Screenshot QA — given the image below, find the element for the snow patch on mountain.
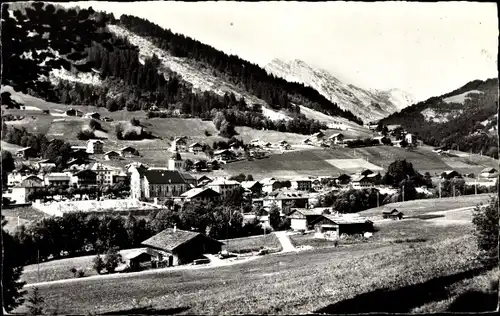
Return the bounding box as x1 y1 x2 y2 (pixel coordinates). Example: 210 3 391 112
265 59 415 122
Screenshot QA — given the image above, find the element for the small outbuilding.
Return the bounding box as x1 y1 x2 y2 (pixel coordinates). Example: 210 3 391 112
311 214 373 240
287 208 327 231
382 209 404 220
141 228 224 266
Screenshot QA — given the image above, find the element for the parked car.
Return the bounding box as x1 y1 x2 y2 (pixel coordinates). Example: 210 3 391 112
218 250 237 259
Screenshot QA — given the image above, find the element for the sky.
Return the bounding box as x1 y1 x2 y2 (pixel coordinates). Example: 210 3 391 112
61 1 498 102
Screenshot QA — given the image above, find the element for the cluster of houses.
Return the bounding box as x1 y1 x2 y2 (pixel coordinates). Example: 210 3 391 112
301 126 420 149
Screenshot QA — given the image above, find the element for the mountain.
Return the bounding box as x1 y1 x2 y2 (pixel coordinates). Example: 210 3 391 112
264 59 415 122
380 78 498 158
1 2 367 142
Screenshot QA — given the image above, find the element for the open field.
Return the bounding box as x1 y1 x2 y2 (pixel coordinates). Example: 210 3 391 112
13 193 496 314
358 193 493 219
220 145 498 178
221 233 282 253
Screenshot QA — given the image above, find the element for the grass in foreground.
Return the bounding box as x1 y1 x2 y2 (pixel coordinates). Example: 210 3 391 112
15 233 484 315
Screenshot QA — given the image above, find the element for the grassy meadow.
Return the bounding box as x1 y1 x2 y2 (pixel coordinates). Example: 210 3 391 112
14 193 497 314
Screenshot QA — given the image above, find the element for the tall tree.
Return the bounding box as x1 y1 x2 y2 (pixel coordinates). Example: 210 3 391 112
2 216 27 312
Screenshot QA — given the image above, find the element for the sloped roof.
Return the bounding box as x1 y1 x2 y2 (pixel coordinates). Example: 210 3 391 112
209 178 240 186
120 146 137 152
16 147 32 152
181 187 220 199
104 150 120 156
268 190 309 200
383 209 403 215
87 139 104 144
141 228 223 252
240 181 261 189
189 142 203 147
214 149 233 155
180 173 196 181
329 133 344 139
144 169 187 185
289 208 326 217
316 214 372 225
481 167 498 173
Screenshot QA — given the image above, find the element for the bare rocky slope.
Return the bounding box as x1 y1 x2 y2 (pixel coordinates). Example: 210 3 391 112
265 59 415 122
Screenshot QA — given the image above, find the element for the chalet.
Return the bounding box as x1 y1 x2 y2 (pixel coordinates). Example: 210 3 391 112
74 169 97 188
197 175 213 187
255 189 310 211
329 133 344 145
240 181 263 197
281 143 292 150
7 175 45 204
368 123 379 131
441 170 461 180
261 177 281 194
180 187 221 203
104 151 121 161
312 214 374 240
170 137 188 152
291 178 312 191
479 168 499 179
83 112 101 120
46 172 71 187
279 140 288 146
287 208 327 231
122 249 152 272
382 209 404 220
206 178 241 199
360 169 374 177
335 174 351 185
366 172 382 184
65 108 83 117
351 175 373 190
168 151 186 171
120 146 139 157
404 133 416 145
86 139 104 154
130 167 189 201
312 131 325 140
213 149 236 163
91 162 124 186
263 142 272 148
16 147 35 159
189 142 204 154
141 228 223 266
303 138 312 145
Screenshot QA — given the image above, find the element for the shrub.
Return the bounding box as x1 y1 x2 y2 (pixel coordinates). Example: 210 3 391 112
77 130 96 140
205 130 211 136
70 267 85 278
472 197 499 266
92 254 104 274
104 247 122 273
130 117 140 126
89 119 102 131
26 287 45 316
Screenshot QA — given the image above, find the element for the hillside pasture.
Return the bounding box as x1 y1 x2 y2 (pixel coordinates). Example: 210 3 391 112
443 90 483 104
221 233 282 254
358 194 493 220
16 232 488 315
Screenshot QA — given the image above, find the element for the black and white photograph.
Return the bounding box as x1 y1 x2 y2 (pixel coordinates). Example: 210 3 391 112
1 0 499 314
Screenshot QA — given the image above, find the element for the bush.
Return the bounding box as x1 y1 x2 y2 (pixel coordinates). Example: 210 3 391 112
472 197 499 266
77 130 96 140
130 117 140 126
93 254 104 274
26 287 45 316
89 119 102 131
104 247 122 273
70 267 85 278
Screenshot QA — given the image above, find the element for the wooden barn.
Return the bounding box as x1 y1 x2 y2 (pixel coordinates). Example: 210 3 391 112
287 208 328 231
141 228 224 266
312 214 373 240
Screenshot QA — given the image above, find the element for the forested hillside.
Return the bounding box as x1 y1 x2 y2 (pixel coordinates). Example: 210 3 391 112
380 78 498 158
1 2 364 139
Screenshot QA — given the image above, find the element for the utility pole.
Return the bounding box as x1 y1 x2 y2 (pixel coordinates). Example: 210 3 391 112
439 181 441 199
452 184 455 198
37 250 40 283
402 185 405 202
377 191 380 208
475 176 478 195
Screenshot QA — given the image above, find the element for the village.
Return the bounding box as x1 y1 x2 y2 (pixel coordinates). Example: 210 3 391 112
2 110 499 273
